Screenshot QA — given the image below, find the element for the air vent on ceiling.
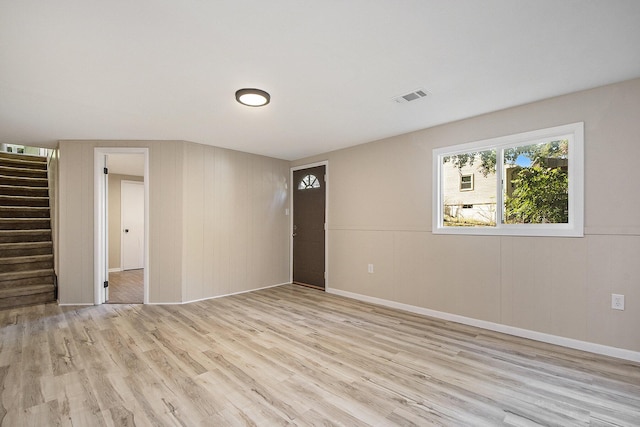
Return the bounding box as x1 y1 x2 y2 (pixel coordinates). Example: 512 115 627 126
393 88 429 104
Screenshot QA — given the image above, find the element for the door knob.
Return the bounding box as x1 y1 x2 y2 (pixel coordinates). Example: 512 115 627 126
292 233 297 237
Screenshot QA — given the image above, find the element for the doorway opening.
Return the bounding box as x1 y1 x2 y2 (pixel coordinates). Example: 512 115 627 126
291 162 328 290
109 177 144 303
94 148 149 305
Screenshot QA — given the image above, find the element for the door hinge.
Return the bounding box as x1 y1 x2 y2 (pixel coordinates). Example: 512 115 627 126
103 280 109 288
104 167 109 174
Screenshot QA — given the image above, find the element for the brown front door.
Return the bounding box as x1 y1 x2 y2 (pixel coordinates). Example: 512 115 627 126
293 165 326 289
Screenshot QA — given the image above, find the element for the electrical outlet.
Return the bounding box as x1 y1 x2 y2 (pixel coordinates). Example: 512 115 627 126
611 294 625 311
367 264 374 274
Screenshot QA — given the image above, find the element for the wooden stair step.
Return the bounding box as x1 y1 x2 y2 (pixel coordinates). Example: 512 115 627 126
0 175 49 187
0 283 55 299
0 157 48 170
0 268 54 283
0 206 50 218
0 241 53 257
0 254 53 274
0 254 53 265
0 218 51 230
0 184 49 197
0 165 48 179
0 152 47 163
0 241 52 250
0 229 52 243
0 272 54 289
0 195 49 207
0 284 56 309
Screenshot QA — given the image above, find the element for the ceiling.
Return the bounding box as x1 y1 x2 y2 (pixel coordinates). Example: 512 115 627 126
1 1 639 161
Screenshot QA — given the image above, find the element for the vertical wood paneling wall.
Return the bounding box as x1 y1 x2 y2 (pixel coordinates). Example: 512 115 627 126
293 78 640 354
57 140 289 305
58 142 95 304
150 140 183 303
181 143 289 302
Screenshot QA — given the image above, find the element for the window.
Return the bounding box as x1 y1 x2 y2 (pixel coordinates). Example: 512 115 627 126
433 122 584 237
298 174 321 189
460 174 474 191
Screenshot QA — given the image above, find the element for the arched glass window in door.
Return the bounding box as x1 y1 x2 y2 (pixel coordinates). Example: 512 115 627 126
298 174 320 190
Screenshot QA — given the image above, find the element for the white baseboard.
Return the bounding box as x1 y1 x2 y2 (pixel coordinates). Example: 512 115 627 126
327 287 640 363
108 268 122 273
57 303 94 307
148 282 289 305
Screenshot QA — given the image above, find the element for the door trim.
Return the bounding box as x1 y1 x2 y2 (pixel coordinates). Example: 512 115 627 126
290 161 329 288
94 147 149 305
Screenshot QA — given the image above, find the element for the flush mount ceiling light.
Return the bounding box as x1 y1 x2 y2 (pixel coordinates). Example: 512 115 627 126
235 88 270 107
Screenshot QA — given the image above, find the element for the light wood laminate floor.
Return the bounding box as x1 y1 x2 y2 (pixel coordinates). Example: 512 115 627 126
0 284 638 426
108 269 143 304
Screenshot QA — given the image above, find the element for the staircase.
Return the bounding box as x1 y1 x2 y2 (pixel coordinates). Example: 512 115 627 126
0 151 56 309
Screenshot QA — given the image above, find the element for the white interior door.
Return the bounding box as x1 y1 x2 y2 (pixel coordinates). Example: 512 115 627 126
121 181 145 270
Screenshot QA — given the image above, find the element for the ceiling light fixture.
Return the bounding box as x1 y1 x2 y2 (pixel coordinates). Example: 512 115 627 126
235 88 270 107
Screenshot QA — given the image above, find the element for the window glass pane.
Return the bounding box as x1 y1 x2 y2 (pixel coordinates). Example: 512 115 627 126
460 174 473 191
433 122 582 237
442 149 496 227
503 140 569 224
298 174 320 190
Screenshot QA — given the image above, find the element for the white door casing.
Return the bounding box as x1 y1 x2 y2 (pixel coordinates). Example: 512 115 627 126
94 147 149 305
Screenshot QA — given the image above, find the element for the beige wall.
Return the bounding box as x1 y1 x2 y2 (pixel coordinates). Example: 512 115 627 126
108 174 144 271
293 78 640 354
58 140 290 304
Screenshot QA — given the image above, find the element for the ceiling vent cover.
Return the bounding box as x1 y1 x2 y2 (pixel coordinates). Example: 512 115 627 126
394 88 429 104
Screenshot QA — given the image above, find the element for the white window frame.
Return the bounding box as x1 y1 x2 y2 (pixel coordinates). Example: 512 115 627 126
433 122 584 237
459 173 474 191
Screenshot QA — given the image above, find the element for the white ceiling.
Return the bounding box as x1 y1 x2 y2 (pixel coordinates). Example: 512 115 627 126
1 1 639 161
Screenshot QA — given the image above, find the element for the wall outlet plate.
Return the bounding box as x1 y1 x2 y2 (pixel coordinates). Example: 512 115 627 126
612 294 625 310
